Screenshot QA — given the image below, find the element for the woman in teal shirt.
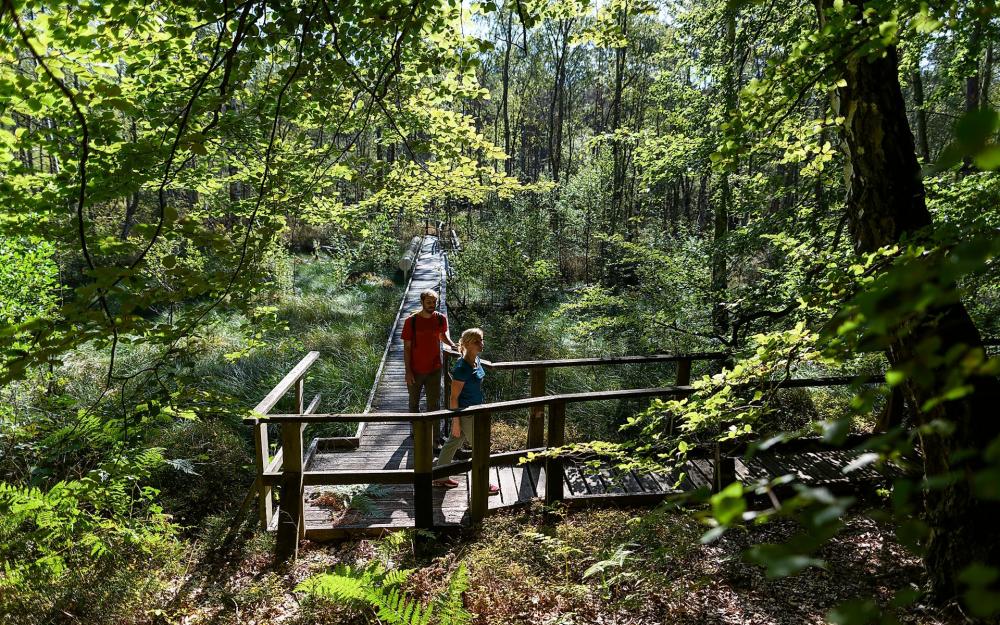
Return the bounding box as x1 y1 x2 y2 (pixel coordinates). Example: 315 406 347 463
432 328 499 495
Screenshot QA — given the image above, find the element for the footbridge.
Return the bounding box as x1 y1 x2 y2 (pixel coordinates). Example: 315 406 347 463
245 230 892 561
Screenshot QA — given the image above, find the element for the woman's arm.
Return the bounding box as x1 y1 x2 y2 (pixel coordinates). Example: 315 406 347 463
450 379 465 410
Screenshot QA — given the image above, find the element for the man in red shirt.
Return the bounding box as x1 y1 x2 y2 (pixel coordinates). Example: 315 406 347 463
402 289 456 414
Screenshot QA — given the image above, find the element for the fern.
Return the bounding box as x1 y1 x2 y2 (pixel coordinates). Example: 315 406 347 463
435 562 472 625
298 560 472 625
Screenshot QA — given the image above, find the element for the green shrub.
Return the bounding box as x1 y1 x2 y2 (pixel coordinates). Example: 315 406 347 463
0 449 178 624
151 420 252 527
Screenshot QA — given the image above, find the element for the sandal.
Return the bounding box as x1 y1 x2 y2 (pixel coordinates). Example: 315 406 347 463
489 483 500 496
433 478 460 488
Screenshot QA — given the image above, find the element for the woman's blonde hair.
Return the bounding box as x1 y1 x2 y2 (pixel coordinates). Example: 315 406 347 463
459 328 484 355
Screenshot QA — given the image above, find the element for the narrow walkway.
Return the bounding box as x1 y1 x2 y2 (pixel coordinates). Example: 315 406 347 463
295 236 889 539
302 236 471 535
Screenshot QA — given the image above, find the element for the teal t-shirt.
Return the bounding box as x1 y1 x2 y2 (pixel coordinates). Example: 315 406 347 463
452 356 485 408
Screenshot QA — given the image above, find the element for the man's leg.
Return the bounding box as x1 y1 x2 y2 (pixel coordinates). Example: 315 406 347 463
407 373 424 413
425 367 441 411
408 372 429 438
422 368 444 449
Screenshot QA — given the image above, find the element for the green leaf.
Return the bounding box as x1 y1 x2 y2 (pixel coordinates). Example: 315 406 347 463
973 145 1000 170
745 544 825 578
827 598 879 625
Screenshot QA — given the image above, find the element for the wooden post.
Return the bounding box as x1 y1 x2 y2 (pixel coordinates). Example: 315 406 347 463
545 401 566 506
712 442 736 493
253 423 273 530
413 419 434 529
275 422 304 562
469 411 492 523
876 386 906 432
527 367 546 448
676 358 692 386
295 377 305 414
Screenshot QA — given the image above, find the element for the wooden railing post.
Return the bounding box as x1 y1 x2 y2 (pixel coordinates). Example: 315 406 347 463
253 423 273 530
712 442 736 493
676 358 692 386
527 367 546 448
295 377 305 414
413 419 434 529
469 411 492 523
276 422 304 562
545 401 566 506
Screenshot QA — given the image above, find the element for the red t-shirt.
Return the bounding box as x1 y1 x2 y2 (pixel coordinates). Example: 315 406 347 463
401 312 448 374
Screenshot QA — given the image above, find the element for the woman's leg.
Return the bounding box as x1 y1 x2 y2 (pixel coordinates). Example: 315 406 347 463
434 417 468 467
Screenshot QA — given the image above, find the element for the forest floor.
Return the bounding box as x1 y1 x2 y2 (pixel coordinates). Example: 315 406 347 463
5 257 964 625
155 503 961 625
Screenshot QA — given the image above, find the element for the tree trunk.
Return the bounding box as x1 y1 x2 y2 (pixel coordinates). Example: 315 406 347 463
912 69 931 162
982 41 994 109
501 8 514 177
713 6 736 339
827 0 1000 599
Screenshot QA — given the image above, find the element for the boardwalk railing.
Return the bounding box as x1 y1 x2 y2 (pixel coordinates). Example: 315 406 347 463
246 355 862 561
250 350 322 532
444 350 730 449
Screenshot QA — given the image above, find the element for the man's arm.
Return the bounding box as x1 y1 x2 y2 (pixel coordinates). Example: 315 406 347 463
403 340 414 385
439 316 457 349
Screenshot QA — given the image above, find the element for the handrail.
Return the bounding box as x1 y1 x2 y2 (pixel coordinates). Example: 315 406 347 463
253 351 320 415
443 350 730 371
246 376 863 424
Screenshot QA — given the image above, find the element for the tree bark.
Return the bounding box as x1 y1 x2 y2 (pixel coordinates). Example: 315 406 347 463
912 69 931 162
501 7 514 177
713 5 736 339
827 0 1000 599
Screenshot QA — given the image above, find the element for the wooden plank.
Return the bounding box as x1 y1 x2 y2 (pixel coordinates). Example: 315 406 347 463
511 465 537 502
363 238 422 417
497 465 519 506
684 460 712 490
488 466 504 509
597 467 628 494
578 464 606 495
253 351 321 415
633 470 662 494
617 469 644 494
797 452 842 482
652 470 681 492
756 453 797 483
432 459 473 478
527 464 546 497
563 463 589 497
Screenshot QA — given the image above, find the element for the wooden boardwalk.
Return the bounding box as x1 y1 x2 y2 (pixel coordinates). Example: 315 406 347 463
286 236 888 540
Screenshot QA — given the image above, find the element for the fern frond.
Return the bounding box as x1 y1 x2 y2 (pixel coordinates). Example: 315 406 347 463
435 562 472 625
382 567 415 587
372 586 433 625
295 564 368 602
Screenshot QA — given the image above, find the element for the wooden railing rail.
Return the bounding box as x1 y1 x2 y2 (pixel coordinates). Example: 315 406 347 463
442 349 731 448
250 368 873 561
250 350 320 540
247 376 862 425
